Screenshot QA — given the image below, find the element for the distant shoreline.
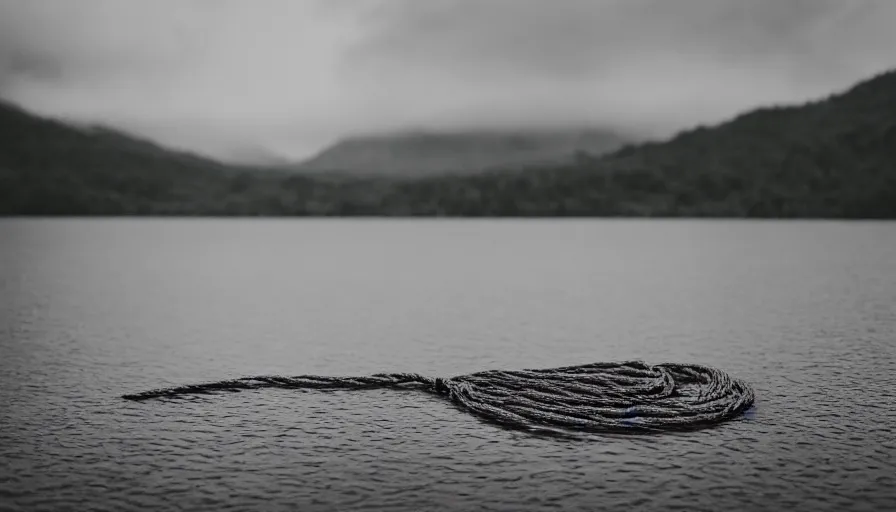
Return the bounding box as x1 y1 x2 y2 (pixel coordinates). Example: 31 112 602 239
3 69 895 220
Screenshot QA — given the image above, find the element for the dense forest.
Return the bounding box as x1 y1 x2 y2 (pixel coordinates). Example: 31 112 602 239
1 69 894 218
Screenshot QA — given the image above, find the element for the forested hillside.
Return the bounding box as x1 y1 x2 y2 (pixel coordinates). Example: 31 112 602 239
2 69 894 218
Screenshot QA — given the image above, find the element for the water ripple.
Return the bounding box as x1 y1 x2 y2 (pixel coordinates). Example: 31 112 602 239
2 219 896 511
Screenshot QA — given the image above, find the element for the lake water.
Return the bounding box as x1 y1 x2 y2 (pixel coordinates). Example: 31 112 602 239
1 219 894 511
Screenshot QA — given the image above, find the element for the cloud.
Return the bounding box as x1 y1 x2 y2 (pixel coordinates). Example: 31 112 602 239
1 0 895 161
0 0 363 158
342 0 896 132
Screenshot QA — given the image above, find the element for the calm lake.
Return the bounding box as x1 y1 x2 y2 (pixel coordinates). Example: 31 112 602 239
1 219 894 511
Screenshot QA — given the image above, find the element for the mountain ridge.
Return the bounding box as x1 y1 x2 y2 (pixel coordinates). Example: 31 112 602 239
296 128 631 176
1 67 894 217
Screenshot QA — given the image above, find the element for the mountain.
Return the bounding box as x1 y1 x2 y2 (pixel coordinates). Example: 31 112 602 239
0 99 272 214
2 68 895 217
376 69 896 218
296 129 630 176
0 100 225 169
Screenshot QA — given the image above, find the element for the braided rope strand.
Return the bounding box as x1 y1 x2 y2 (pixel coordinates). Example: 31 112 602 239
122 361 754 434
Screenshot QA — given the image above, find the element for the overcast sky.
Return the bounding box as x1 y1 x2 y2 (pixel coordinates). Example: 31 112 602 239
1 0 895 162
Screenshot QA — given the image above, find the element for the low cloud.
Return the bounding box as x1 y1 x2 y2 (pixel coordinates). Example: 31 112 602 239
2 0 895 161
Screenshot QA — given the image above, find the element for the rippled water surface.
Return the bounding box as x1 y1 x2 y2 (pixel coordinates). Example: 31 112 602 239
1 219 895 511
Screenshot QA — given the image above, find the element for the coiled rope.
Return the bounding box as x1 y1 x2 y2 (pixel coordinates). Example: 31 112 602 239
122 361 754 434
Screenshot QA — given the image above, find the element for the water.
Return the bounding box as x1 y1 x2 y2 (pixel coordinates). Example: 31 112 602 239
1 219 894 511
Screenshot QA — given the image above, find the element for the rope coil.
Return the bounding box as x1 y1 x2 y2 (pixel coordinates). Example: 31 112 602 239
123 361 755 434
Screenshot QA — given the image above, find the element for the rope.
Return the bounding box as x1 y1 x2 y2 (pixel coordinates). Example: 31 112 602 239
122 361 755 434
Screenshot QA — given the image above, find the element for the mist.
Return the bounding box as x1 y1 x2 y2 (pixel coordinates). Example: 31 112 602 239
2 0 895 162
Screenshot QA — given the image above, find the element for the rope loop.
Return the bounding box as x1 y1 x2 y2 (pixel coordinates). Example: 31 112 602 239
123 361 754 434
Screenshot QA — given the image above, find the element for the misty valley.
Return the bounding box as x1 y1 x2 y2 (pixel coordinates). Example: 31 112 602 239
2 69 895 218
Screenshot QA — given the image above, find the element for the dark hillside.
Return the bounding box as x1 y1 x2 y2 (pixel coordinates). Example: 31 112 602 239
2 69 894 217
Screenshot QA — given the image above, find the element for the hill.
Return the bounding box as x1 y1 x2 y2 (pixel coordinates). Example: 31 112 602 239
376 69 896 217
296 129 630 176
1 68 895 217
0 100 329 215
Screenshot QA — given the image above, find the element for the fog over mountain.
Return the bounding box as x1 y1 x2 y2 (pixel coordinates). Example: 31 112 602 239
4 67 894 217
1 0 895 162
296 128 631 176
